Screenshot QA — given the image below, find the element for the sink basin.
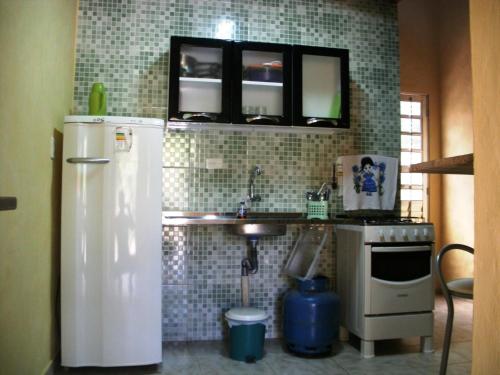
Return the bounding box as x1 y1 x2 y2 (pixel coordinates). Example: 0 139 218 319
162 211 327 227
229 212 297 237
230 223 286 237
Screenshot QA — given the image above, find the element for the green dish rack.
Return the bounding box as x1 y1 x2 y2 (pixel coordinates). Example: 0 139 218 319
307 201 329 220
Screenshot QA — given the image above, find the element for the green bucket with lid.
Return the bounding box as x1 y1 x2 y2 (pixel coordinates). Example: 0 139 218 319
225 307 268 362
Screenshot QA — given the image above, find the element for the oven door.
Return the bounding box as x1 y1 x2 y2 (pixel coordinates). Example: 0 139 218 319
367 245 434 315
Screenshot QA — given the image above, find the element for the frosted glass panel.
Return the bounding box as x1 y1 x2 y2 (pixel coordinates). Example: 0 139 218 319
401 118 412 132
401 135 422 150
411 119 421 133
411 102 421 116
401 189 423 201
401 173 423 186
400 96 427 220
401 118 421 133
400 101 421 116
242 51 283 116
179 45 223 113
411 152 422 164
242 85 283 115
302 55 341 118
401 200 423 214
401 173 411 185
400 101 412 115
401 151 422 166
179 80 222 112
401 152 412 166
401 135 412 150
412 135 421 149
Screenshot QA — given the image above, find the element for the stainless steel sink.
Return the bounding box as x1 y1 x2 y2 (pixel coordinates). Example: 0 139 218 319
162 211 333 227
229 212 296 237
229 222 286 237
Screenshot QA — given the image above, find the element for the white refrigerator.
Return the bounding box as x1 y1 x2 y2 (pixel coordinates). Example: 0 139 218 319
61 116 164 367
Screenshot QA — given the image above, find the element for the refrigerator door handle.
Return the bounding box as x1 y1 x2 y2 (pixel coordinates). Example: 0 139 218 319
66 157 110 164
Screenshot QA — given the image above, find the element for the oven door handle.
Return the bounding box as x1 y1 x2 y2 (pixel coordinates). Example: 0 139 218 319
371 274 432 286
371 245 432 253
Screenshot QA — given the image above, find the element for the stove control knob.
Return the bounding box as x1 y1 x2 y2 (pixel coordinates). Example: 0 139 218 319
402 229 409 241
414 228 420 240
423 228 429 239
389 229 396 241
378 229 385 241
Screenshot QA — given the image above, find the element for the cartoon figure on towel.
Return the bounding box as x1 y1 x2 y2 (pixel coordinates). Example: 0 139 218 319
352 156 386 196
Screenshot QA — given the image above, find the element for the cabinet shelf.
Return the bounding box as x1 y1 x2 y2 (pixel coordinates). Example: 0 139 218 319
166 121 346 134
242 80 283 87
409 153 473 175
179 77 222 84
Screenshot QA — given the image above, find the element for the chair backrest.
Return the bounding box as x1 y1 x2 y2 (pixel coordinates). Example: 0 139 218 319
436 243 474 291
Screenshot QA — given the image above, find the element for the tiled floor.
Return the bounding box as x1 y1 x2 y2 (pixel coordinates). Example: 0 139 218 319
54 296 473 375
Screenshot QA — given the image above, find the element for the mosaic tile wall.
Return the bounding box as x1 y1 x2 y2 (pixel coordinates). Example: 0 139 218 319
162 225 334 340
73 0 401 341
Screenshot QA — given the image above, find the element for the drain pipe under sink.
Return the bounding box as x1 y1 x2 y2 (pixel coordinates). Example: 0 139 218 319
241 237 259 307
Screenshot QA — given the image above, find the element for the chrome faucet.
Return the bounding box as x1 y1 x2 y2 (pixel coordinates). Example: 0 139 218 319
248 165 263 202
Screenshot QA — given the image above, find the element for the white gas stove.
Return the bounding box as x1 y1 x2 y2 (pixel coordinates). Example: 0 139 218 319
335 216 435 358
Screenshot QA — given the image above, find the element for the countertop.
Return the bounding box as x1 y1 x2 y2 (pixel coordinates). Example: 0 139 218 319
162 211 339 226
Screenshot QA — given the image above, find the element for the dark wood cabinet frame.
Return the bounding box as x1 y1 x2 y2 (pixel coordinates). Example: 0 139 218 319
231 41 292 126
168 36 350 129
168 36 232 123
292 45 350 128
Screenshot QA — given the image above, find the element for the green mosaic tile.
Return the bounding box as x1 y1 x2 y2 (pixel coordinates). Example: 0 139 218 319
74 0 401 341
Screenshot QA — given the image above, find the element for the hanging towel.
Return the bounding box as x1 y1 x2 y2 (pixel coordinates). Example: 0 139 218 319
338 154 399 211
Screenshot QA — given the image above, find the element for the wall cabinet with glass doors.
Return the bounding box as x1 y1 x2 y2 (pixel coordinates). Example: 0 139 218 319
168 36 349 129
232 41 292 125
168 36 232 123
293 45 349 128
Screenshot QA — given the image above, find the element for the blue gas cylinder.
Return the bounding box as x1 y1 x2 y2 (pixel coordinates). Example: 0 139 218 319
283 276 340 355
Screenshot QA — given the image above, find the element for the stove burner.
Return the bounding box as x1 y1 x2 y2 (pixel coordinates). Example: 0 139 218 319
364 217 414 225
336 214 420 225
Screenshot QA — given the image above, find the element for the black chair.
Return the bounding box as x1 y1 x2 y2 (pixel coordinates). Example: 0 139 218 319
436 244 474 375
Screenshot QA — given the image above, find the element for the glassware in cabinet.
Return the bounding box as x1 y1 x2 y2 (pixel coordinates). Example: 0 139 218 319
232 41 292 125
168 36 232 123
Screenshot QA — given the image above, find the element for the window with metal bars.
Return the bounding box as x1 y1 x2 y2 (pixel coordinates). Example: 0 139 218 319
400 94 428 221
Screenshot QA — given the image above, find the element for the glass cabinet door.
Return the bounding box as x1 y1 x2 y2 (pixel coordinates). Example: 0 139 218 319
168 37 231 123
293 46 349 128
232 42 292 125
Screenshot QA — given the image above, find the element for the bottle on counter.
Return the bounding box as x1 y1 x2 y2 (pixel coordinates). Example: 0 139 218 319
237 200 248 219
